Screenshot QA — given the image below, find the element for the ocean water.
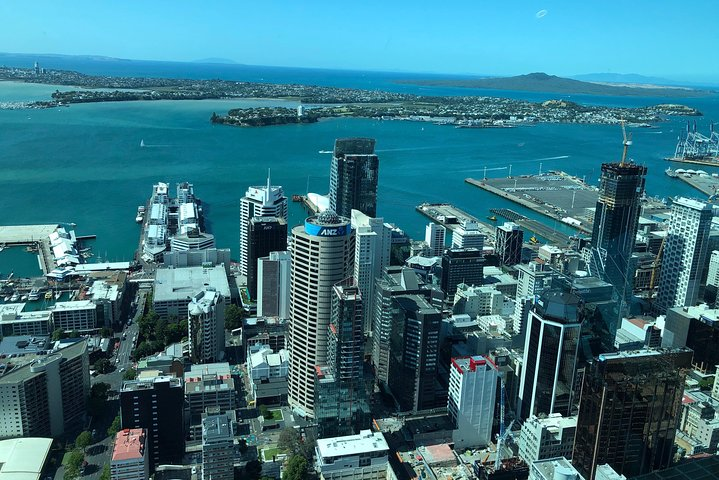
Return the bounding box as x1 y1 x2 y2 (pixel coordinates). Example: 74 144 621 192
1 56 718 276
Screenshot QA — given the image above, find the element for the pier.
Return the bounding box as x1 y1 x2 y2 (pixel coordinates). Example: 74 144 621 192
670 172 719 198
465 173 595 234
490 208 573 246
0 225 59 274
415 203 496 242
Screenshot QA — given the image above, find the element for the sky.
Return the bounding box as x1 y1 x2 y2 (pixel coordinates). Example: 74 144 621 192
1 1 717 81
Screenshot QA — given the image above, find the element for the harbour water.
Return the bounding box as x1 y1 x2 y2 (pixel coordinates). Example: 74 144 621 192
1 57 718 276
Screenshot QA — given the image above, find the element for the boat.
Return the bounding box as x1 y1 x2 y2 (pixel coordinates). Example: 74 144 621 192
136 205 145 223
140 139 146 148
27 288 40 301
44 291 53 300
55 291 62 300
10 292 19 302
530 236 539 244
487 215 497 221
318 150 333 154
665 167 678 178
21 295 28 301
3 296 10 302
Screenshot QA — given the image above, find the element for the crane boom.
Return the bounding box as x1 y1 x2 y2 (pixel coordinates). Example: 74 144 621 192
620 120 633 165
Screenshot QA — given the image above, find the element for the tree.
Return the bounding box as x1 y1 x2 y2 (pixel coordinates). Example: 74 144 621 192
225 304 244 331
259 404 272 420
245 460 263 480
238 438 248 454
75 431 93 451
94 358 111 374
52 328 66 341
100 327 113 338
99 464 110 480
107 415 121 437
123 368 137 380
91 382 111 399
282 455 308 480
278 427 301 454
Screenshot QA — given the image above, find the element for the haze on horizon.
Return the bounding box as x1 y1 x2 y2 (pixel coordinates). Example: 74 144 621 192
2 1 717 83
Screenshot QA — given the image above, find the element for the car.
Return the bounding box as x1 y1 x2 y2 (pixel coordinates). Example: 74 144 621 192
115 358 120 364
119 367 125 373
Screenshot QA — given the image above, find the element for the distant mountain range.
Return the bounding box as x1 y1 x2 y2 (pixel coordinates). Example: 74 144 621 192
398 72 716 98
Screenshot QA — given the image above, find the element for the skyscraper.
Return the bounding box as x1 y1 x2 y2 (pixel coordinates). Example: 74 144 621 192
329 138 379 217
572 348 692 479
202 414 234 480
287 211 355 417
247 216 288 299
351 209 391 334
518 290 582 421
314 282 370 438
656 197 714 313
448 355 498 448
440 247 484 299
451 221 485 250
496 222 524 266
239 173 288 276
257 251 291 318
188 289 225 364
588 162 646 332
425 222 446 257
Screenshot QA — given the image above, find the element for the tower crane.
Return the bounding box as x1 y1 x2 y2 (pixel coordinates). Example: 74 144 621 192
494 378 516 471
620 120 633 166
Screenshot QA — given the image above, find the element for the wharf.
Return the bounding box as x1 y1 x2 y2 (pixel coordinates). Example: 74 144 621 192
294 195 320 215
465 173 595 234
666 156 719 168
0 224 59 274
415 203 496 242
490 208 573 246
672 173 719 198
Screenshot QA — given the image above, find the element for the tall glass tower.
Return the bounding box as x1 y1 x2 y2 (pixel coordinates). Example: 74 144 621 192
329 138 379 218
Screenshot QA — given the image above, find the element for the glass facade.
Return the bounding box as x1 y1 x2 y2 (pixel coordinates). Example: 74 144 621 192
329 138 379 218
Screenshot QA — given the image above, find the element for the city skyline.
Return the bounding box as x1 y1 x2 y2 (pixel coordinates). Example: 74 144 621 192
2 2 718 83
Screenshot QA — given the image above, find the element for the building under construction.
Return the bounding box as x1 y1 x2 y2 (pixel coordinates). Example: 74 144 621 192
666 121 719 166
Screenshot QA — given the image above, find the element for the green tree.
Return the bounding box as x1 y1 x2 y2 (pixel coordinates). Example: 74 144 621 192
107 415 121 437
225 304 244 331
259 404 272 420
99 464 111 480
282 455 308 480
100 327 113 338
278 427 300 454
65 449 84 471
123 368 138 380
52 328 66 341
94 358 111 374
91 382 111 399
75 431 93 451
69 329 80 338
64 464 79 480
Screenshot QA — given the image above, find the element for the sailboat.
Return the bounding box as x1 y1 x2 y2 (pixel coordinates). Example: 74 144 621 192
140 139 146 148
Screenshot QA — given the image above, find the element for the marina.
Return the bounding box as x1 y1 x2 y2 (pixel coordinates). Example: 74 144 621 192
465 172 597 234
0 224 60 274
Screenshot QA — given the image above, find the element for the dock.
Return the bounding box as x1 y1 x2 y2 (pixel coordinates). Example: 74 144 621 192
490 208 573 246
671 173 719 198
415 203 496 242
0 225 59 274
465 173 595 234
294 195 320 215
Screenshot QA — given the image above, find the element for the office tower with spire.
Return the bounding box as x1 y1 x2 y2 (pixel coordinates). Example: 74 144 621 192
329 138 379 217
496 222 523 266
518 290 582 421
656 197 714 313
351 209 391 335
246 216 287 299
287 211 355 417
239 172 288 276
587 160 646 343
425 222 446 257
314 282 370 438
572 348 692 479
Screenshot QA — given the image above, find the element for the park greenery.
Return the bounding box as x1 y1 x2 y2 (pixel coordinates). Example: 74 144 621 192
278 428 315 461
107 415 121 437
87 382 110 417
123 368 138 380
132 311 187 360
282 455 309 480
63 448 85 480
225 304 244 331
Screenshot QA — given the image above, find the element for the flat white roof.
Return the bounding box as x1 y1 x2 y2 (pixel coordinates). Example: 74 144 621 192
154 265 231 303
52 300 96 311
74 262 131 273
317 430 388 459
0 437 53 480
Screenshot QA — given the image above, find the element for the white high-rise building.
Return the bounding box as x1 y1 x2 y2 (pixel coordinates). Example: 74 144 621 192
448 355 498 448
451 221 485 250
187 289 225 364
518 414 577 464
656 197 714 313
239 172 288 276
351 209 391 334
288 211 355 417
706 250 719 290
516 261 556 298
257 251 291 318
425 222 446 257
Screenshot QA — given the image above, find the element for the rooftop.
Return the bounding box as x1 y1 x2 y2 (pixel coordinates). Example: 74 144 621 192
0 437 53 480
112 429 146 462
52 300 96 311
316 430 388 459
154 265 231 303
203 414 233 441
531 456 585 480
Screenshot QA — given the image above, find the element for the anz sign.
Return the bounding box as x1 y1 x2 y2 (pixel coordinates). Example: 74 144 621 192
305 221 351 237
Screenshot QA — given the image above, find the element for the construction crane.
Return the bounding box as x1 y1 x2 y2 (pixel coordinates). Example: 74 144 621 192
648 236 666 292
494 378 516 471
620 119 633 166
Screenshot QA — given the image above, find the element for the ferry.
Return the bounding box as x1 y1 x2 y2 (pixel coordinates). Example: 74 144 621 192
136 205 145 223
530 236 539 244
665 167 678 178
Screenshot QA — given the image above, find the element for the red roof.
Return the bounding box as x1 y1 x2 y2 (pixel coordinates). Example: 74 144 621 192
112 428 146 462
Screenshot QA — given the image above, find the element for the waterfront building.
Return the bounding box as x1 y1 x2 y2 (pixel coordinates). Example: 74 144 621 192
111 428 149 480
315 283 370 438
329 138 379 218
351 210 391 334
88 280 122 327
239 173 288 276
440 248 484 299
518 291 582 421
162 248 232 275
169 230 216 252
424 222 446 257
519 414 577 465
0 339 89 439
315 430 390 480
451 221 485 250
587 162 646 330
51 300 98 333
120 374 185 472
247 345 288 405
287 211 355 417
257 251 291 318
516 261 556 299
656 197 714 313
496 222 523 266
572 348 693 479
452 284 503 317
187 289 225 363
447 355 498 448
388 294 443 412
0 303 52 336
372 266 443 385
247 216 288 299
153 265 230 320
530 457 586 480
202 414 234 480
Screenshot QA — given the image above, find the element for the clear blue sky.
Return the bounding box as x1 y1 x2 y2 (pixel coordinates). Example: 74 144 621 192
1 1 717 81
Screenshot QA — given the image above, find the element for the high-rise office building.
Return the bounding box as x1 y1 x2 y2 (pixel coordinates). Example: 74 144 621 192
572 348 692 479
202 413 234 480
257 251 291 318
656 197 714 313
388 294 443 412
425 222 446 257
518 414 577 465
187 289 225 364
288 211 355 417
448 355 498 448
239 173 288 276
329 138 379 217
518 291 582 421
516 261 556 298
120 375 185 472
315 283 370 438
587 162 646 333
451 221 485 250
351 210 391 334
441 248 484 299
496 222 523 266
247 216 288 299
